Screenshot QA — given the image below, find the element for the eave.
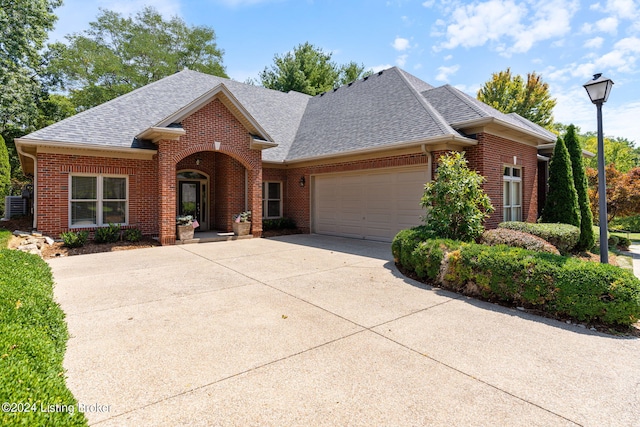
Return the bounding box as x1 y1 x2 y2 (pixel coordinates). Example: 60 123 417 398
452 117 555 147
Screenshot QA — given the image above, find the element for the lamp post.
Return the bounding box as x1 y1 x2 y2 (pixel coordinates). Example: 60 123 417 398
583 73 614 264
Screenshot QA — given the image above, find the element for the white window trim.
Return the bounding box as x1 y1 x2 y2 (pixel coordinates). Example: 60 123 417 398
262 181 283 219
69 174 129 228
503 165 522 222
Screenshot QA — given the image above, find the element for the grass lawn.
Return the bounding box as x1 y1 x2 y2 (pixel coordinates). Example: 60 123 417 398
0 228 87 426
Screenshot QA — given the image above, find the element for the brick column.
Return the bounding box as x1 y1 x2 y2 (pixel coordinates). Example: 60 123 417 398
248 168 262 237
158 140 177 245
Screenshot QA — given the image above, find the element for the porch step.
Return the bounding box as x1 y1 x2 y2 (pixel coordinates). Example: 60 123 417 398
175 232 253 244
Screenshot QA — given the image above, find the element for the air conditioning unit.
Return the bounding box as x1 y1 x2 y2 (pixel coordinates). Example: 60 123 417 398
3 196 27 220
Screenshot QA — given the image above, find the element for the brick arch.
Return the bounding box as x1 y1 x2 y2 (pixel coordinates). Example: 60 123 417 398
172 143 257 172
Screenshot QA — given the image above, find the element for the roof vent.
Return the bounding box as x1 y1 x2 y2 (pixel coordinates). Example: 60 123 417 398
364 76 369 81
333 87 338 92
348 82 353 87
378 70 384 76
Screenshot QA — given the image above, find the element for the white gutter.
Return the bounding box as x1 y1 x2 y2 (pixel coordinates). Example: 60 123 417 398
262 134 476 166
16 145 37 230
452 117 556 144
15 138 158 155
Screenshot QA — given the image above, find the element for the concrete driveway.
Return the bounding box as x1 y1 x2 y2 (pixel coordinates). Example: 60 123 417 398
50 234 640 426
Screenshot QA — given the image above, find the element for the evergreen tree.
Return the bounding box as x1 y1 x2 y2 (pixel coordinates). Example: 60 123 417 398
0 135 11 208
564 124 595 251
541 136 581 228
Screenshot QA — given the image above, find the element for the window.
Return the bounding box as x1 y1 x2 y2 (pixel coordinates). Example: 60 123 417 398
262 181 282 218
70 175 127 227
503 166 522 222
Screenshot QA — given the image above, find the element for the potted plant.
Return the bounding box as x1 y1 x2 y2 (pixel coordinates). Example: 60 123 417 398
232 211 252 236
176 215 195 241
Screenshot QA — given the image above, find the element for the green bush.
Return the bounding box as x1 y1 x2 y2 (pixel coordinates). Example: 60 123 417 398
60 231 89 248
392 230 640 326
540 136 581 228
94 223 121 243
610 215 640 233
391 226 436 270
499 222 579 254
481 228 559 255
421 152 494 242
262 217 296 231
0 249 88 426
617 236 631 251
123 227 142 242
608 235 620 249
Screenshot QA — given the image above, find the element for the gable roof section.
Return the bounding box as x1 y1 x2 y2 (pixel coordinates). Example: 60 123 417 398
286 67 470 161
421 85 556 143
20 70 310 158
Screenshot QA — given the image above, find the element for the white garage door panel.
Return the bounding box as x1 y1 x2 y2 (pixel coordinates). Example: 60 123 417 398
313 167 428 242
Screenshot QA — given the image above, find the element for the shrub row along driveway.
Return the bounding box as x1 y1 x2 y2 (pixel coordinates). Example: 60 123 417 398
50 235 640 426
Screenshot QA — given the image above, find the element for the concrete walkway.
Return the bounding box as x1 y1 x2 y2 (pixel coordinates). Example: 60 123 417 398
628 244 640 279
49 235 640 426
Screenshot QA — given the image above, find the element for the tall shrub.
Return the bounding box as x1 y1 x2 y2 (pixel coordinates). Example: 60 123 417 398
541 136 580 228
564 124 595 251
421 152 494 242
0 135 11 216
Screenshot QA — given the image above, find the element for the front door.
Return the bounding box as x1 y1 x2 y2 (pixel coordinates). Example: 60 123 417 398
179 181 203 230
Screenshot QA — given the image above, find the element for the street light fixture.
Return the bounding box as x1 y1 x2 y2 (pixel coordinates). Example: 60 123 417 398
583 73 614 264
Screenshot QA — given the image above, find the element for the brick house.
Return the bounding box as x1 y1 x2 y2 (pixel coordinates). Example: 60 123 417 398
15 67 556 245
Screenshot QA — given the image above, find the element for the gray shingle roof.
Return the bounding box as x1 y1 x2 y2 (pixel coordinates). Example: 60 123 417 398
21 67 554 163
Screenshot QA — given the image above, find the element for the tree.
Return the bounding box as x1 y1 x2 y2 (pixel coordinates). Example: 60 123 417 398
477 68 556 129
587 165 640 224
420 152 494 242
564 124 595 251
541 136 581 228
0 0 62 134
582 134 639 173
48 7 227 110
260 42 372 95
0 135 10 207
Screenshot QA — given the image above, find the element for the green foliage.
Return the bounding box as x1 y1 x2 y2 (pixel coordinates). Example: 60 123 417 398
0 135 10 207
260 42 372 95
565 124 595 251
123 228 142 242
481 228 559 255
392 232 640 326
610 215 640 233
60 230 88 248
48 7 227 111
0 249 88 426
541 136 581 228
262 217 296 231
94 223 121 243
582 134 639 173
421 152 494 242
0 229 11 248
607 235 620 249
0 0 62 134
616 236 631 250
499 222 579 254
477 68 556 129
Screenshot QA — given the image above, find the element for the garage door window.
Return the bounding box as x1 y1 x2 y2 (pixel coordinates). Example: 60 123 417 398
503 166 522 221
262 181 282 218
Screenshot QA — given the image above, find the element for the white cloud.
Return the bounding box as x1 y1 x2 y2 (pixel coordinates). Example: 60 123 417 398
584 36 604 49
595 16 618 33
371 64 394 73
396 54 409 67
435 64 460 82
392 37 411 51
422 0 435 7
444 54 453 61
607 0 639 18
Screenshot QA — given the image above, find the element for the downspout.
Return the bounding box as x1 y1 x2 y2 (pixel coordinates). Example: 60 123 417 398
17 146 37 230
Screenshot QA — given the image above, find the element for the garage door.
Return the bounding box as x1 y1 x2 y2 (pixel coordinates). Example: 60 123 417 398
313 167 429 242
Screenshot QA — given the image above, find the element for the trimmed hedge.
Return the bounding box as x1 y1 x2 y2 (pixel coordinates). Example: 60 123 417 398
0 249 88 426
499 222 580 254
262 217 296 231
393 228 640 326
481 228 560 255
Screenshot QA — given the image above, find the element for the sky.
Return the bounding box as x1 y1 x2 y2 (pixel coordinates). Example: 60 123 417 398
48 0 640 145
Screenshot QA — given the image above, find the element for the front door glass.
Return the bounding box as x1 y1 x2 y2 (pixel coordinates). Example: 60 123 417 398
179 181 200 229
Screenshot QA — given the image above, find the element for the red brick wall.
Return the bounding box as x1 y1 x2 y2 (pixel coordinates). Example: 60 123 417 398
465 133 538 228
35 153 158 238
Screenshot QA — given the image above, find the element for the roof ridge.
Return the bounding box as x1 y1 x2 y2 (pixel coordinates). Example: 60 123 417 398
394 68 456 136
439 84 489 117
